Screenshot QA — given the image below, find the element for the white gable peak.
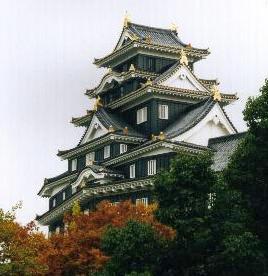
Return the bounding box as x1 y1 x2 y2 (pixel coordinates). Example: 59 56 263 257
171 103 236 146
158 65 209 92
81 115 108 144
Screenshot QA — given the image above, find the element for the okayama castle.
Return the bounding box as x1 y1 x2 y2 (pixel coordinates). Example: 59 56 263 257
37 18 245 233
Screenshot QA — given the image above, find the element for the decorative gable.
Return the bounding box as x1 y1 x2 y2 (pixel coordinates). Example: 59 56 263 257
171 103 236 146
157 64 209 92
81 115 108 144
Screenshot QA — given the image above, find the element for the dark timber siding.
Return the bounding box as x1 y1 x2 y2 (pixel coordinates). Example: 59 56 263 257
122 99 190 136
114 152 176 179
114 54 176 74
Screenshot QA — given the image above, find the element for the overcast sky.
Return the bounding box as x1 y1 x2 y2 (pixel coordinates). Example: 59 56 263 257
1 0 268 225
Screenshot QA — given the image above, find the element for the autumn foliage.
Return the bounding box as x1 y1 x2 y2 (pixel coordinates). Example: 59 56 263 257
41 200 175 275
0 204 49 275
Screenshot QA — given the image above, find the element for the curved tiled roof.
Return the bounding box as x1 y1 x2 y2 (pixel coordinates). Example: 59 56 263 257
164 98 215 138
209 132 246 171
128 23 186 48
95 108 144 137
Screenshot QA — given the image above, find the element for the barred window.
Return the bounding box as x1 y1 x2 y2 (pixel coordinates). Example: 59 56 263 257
137 107 147 124
136 197 148 206
86 152 95 165
71 159 77 171
104 145 111 159
62 191 66 201
158 104 168 119
147 160 156 175
120 144 128 154
130 164 136 179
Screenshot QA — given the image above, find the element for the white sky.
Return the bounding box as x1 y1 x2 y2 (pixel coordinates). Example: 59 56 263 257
0 0 268 225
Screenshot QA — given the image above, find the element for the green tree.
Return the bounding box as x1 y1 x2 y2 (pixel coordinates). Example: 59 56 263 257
154 152 266 275
225 78 268 246
207 180 266 276
154 152 215 276
100 220 171 276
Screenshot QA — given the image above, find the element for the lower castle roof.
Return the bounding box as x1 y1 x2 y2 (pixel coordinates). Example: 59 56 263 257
208 132 246 171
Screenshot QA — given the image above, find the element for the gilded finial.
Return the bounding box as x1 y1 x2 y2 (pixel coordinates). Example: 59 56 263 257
159 131 166 140
123 11 131 28
123 126 129 135
108 125 115 132
145 35 152 44
93 96 103 111
179 49 188 66
129 64 135 72
126 31 139 41
170 23 178 32
145 78 153 86
211 84 222 102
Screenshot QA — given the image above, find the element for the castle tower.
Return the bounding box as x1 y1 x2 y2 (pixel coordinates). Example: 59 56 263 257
37 20 242 234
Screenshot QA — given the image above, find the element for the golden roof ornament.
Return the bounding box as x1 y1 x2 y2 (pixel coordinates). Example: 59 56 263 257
93 96 103 111
179 49 188 66
145 35 152 44
129 64 135 72
145 78 153 86
123 11 131 28
108 125 115 132
211 84 222 102
151 134 156 141
159 131 166 140
170 23 178 32
126 31 139 41
123 126 129 135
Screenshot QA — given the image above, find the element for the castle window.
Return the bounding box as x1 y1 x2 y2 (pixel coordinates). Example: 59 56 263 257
86 152 95 165
120 144 128 154
62 191 66 201
52 198 56 207
55 226 60 234
84 209 89 215
71 159 77 171
130 164 136 178
104 145 111 159
158 104 168 119
72 186 77 194
136 197 148 206
147 160 156 175
137 107 147 124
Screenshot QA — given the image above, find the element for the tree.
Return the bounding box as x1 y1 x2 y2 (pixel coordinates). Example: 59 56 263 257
225 79 268 246
154 152 266 275
42 200 175 275
154 152 215 276
207 179 266 276
100 220 172 276
0 203 49 275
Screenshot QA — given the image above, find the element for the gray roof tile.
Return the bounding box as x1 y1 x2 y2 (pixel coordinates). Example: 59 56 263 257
209 132 246 171
164 98 215 138
128 23 186 47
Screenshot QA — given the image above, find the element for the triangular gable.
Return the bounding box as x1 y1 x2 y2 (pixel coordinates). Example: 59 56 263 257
156 64 209 92
171 103 236 146
114 28 138 51
80 114 108 144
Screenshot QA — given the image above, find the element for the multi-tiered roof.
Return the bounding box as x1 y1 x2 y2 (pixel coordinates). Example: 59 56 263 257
37 19 243 232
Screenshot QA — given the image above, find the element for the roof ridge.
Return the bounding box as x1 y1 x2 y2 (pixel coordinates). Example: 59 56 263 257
165 98 215 138
208 132 247 144
129 22 176 33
